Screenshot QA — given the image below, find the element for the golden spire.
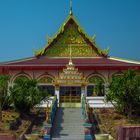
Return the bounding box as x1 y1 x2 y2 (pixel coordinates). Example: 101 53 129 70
69 45 73 65
70 45 72 60
70 0 73 15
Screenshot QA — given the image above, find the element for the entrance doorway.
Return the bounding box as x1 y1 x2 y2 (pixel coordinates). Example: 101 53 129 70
60 86 81 103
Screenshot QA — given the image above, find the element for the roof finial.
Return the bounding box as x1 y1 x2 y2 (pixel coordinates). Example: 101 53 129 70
70 0 73 15
47 34 51 43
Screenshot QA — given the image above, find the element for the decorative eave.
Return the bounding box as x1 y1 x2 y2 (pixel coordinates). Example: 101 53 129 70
34 14 109 57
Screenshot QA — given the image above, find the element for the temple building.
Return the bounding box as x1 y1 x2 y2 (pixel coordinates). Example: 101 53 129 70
0 7 140 107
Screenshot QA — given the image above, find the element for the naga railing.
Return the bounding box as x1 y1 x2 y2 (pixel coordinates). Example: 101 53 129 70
82 96 95 140
43 96 57 140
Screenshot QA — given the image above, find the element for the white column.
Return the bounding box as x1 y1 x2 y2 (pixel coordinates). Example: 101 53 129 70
81 85 86 99
84 86 87 97
55 86 60 106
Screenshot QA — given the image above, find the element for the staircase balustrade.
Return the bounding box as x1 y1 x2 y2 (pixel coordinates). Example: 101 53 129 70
82 97 95 140
43 96 57 140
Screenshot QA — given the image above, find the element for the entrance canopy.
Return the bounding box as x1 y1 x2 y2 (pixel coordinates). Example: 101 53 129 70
54 59 87 86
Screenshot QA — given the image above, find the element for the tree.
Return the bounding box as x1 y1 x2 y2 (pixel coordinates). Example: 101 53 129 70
106 69 140 118
9 77 47 113
0 74 10 121
94 80 105 96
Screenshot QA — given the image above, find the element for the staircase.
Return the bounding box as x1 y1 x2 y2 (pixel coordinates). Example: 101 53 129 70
52 108 85 140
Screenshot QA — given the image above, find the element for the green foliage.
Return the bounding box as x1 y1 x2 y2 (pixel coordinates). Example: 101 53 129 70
94 80 105 96
0 74 10 121
9 77 48 113
0 75 10 104
106 69 140 117
88 76 105 96
14 75 29 82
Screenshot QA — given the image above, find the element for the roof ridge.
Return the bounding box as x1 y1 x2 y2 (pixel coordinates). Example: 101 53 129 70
0 56 35 65
110 56 140 64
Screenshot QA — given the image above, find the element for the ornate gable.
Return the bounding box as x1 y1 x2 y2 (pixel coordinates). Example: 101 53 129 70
34 14 109 57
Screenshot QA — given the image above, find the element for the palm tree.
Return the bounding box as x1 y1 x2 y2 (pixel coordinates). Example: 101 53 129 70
0 75 10 121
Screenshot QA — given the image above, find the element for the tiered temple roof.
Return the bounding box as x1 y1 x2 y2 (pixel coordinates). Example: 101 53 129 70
0 10 140 72
34 14 109 57
1 57 140 71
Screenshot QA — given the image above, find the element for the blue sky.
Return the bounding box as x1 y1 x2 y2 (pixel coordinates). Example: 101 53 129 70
0 0 140 62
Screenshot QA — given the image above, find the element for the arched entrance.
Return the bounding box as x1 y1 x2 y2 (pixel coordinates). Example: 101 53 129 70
54 59 88 107
60 86 81 103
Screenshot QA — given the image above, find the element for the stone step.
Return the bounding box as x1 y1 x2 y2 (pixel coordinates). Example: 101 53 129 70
53 120 84 123
54 121 84 124
53 133 84 136
52 108 84 139
53 125 84 128
55 118 83 120
52 139 85 140
55 128 84 133
52 137 85 140
56 115 83 117
53 131 84 137
52 135 85 138
54 127 84 132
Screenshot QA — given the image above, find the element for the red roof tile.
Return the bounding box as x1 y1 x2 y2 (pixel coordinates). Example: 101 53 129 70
1 57 140 67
